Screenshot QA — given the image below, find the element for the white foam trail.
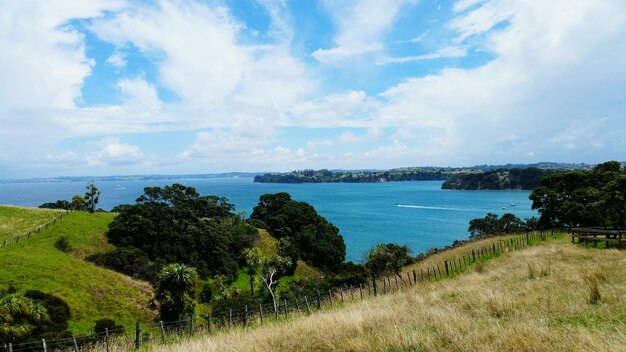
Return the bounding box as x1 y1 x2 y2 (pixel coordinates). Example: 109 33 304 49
394 204 483 212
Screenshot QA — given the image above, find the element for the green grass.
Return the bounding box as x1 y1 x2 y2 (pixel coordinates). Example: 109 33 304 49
0 205 64 242
0 211 156 333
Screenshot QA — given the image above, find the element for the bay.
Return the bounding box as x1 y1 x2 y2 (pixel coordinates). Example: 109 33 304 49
0 178 536 262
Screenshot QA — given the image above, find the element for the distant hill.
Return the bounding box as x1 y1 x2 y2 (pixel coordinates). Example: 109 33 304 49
470 162 593 171
253 167 476 183
442 168 554 190
0 172 260 184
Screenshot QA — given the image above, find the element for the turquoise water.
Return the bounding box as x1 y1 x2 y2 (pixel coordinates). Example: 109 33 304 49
0 178 536 261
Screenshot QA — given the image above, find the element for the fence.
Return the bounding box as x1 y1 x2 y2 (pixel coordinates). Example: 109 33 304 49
0 211 69 248
1 230 559 352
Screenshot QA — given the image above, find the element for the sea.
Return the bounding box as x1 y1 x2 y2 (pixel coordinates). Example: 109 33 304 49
0 177 536 262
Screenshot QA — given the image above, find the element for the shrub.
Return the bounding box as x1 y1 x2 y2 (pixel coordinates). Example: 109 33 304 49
24 290 71 334
87 247 163 283
54 236 71 252
94 319 124 335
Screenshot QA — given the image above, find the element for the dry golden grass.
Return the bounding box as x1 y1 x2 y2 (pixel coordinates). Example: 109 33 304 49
91 235 626 351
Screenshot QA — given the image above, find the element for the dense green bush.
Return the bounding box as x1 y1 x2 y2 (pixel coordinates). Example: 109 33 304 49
106 184 257 279
87 247 164 283
94 318 124 334
250 193 346 272
530 161 626 229
54 236 72 252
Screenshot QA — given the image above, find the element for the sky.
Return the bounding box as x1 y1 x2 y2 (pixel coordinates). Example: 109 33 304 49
1 0 625 178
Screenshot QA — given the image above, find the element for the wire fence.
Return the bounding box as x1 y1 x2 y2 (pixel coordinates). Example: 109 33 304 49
0 211 70 248
1 230 561 352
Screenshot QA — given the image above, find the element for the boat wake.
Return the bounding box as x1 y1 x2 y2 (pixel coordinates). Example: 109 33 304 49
394 204 483 212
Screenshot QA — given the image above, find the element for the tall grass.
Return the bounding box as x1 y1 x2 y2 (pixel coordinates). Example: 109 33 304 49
89 236 626 352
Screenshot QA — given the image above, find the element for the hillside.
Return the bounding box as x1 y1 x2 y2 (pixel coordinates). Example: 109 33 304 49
0 205 64 243
94 234 626 351
442 168 553 190
0 209 156 333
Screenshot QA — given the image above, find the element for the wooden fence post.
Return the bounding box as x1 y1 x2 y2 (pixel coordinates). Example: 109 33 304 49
317 291 322 310
372 279 377 296
72 336 78 352
359 283 364 300
244 306 248 327
134 322 141 349
407 271 412 286
42 339 47 352
350 285 354 301
383 277 387 294
259 304 264 324
413 269 417 284
283 299 289 320
105 328 110 352
444 260 449 276
304 296 311 315
328 290 333 307
472 250 476 262
208 313 212 332
295 298 301 313
230 308 233 327
159 321 166 343
437 266 442 278
340 288 344 303
8 343 11 352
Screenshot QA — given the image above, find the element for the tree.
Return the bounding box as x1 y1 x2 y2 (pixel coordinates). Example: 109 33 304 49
468 213 500 238
155 264 197 322
39 200 71 210
250 193 346 272
366 243 412 284
243 248 262 297
529 161 625 229
84 182 101 213
261 255 291 312
468 213 526 238
0 288 49 344
70 195 86 211
106 184 256 279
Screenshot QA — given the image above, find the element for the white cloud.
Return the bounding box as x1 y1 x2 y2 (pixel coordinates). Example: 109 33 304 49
372 0 626 163
106 50 126 67
290 90 379 127
306 139 334 148
0 0 124 111
339 127 382 144
42 137 146 171
313 0 419 63
90 0 314 109
117 78 161 108
376 46 467 65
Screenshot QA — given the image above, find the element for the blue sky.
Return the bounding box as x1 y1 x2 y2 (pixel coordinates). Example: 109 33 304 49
1 0 625 178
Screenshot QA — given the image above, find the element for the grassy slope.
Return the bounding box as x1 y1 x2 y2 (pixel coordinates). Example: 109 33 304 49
0 205 63 242
108 235 626 352
0 210 156 333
